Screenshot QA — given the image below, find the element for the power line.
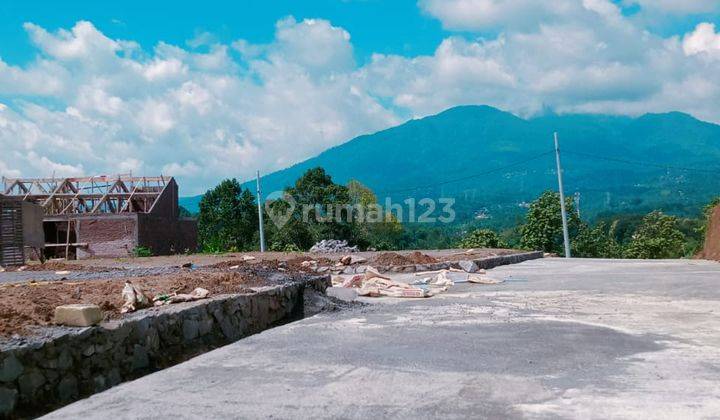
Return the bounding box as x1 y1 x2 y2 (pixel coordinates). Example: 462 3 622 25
377 150 555 195
563 150 718 174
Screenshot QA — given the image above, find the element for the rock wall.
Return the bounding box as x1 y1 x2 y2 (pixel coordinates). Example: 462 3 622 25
0 276 329 418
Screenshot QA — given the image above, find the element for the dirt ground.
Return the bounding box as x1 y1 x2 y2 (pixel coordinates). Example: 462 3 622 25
0 248 520 337
10 248 518 270
0 264 311 337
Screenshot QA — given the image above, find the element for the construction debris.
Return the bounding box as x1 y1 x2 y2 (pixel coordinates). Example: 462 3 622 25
340 255 367 265
467 274 504 284
153 287 211 305
301 260 318 269
458 260 480 273
333 265 432 298
54 304 103 327
358 278 431 298
310 239 359 253
120 281 152 313
431 270 454 287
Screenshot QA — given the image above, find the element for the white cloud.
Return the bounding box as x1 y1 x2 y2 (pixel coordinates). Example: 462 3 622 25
418 0 622 31
23 21 122 61
162 161 201 176
0 19 397 194
683 23 720 58
2 12 720 194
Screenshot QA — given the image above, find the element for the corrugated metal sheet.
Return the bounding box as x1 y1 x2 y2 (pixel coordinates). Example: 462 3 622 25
0 196 25 266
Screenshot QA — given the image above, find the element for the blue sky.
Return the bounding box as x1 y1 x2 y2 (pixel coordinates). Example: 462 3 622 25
0 0 447 65
0 0 719 194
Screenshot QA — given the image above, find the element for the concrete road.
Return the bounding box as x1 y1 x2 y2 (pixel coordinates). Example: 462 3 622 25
44 258 720 419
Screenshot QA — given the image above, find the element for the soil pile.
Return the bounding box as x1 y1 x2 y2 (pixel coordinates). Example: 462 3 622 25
373 252 438 266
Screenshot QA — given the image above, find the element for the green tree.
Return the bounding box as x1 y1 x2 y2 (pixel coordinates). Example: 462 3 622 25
347 179 404 250
572 222 623 258
520 191 582 255
266 168 362 250
458 229 507 249
624 211 685 259
198 179 258 252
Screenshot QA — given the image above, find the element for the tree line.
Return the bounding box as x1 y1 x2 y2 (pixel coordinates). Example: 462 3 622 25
195 167 717 258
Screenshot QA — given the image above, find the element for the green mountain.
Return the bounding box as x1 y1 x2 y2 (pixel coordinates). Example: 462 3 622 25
181 106 720 226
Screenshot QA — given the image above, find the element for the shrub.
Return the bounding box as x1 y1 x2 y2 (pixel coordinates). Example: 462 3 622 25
458 229 507 249
132 246 153 258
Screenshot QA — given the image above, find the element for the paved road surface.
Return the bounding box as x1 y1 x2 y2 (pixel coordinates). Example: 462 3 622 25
43 258 720 419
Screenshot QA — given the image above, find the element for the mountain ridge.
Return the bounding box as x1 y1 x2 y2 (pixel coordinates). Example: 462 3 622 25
180 105 720 225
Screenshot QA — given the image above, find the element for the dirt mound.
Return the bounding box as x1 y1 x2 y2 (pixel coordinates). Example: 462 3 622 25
0 269 278 337
699 204 720 261
373 251 438 266
285 256 334 270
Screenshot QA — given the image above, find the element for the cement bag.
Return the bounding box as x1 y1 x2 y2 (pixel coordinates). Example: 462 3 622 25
467 274 504 284
121 281 152 313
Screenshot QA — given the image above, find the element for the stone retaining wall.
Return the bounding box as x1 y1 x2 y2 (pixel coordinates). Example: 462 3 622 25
0 276 330 418
336 251 544 274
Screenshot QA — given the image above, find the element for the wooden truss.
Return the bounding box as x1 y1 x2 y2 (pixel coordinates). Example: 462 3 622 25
2 175 170 215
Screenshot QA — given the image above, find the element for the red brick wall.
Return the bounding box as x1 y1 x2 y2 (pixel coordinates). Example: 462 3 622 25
76 215 137 259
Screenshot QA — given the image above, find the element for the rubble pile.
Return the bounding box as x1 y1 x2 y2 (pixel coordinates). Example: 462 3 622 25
310 239 359 253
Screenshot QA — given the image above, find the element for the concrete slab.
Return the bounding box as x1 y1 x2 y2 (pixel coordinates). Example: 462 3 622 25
43 258 720 419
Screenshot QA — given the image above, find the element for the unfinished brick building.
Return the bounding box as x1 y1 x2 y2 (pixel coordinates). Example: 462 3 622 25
2 176 197 259
0 195 44 266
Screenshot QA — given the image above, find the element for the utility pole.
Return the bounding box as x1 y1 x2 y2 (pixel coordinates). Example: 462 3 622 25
256 170 266 253
554 132 571 258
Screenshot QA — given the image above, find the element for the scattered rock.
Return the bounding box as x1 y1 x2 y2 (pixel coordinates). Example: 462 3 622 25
310 239 359 253
54 304 103 327
458 260 479 273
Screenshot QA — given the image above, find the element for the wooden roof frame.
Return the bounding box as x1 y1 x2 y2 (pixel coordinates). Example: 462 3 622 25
1 175 172 216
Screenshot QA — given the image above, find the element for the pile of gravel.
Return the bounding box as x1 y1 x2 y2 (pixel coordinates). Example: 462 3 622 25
310 239 359 253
